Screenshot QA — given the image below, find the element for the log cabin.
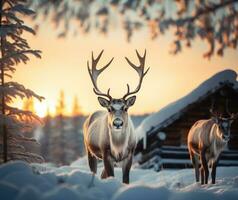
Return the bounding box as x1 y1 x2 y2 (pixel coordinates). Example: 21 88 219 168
135 70 238 171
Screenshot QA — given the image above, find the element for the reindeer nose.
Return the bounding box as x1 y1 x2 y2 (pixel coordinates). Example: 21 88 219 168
113 118 123 128
222 135 230 141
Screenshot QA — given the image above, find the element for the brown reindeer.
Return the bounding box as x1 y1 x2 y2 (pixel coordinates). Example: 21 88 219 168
84 50 149 184
187 109 237 184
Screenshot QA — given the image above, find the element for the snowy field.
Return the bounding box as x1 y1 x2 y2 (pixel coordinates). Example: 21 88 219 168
0 158 238 200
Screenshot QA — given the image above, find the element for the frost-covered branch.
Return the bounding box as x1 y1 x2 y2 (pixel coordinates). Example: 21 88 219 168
29 0 238 59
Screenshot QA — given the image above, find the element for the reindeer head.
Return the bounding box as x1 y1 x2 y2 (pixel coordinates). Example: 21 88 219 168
210 109 238 142
87 50 149 132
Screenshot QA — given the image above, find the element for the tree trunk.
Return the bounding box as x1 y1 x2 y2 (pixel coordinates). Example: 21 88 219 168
59 114 65 164
0 0 8 163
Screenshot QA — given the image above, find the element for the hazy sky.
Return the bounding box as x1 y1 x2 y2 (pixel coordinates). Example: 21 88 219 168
13 21 238 117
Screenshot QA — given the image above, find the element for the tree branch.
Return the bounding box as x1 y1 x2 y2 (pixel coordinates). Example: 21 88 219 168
191 0 238 22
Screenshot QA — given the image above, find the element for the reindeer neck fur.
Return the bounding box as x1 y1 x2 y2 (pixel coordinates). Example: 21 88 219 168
210 123 227 147
209 123 227 162
106 113 131 160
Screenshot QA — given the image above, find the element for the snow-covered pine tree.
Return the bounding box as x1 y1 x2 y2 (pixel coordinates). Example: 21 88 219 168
0 0 44 163
29 0 238 59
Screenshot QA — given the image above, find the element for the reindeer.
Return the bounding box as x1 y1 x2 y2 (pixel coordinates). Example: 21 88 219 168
84 50 149 184
187 107 237 184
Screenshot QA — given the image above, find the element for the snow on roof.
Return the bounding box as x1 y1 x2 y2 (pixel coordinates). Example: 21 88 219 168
136 69 238 140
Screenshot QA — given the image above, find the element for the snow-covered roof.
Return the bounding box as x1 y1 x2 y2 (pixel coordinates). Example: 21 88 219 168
136 69 238 140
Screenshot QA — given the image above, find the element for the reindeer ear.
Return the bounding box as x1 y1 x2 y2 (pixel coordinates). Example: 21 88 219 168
126 96 136 107
229 113 238 122
98 97 110 108
229 115 234 123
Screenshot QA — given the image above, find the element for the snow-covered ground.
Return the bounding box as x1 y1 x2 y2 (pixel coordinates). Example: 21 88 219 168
0 158 238 200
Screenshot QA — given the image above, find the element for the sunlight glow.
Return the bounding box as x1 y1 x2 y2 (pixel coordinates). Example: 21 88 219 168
12 23 238 117
34 102 47 118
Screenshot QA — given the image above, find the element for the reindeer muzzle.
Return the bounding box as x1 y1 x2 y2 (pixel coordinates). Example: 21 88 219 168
113 118 123 129
222 135 230 142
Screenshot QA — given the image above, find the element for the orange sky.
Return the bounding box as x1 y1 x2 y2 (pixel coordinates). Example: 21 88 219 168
13 21 238 117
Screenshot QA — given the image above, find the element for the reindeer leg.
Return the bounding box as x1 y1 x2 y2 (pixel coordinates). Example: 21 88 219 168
193 155 200 182
201 148 209 184
88 150 97 174
200 166 204 185
195 155 200 183
211 156 220 184
189 149 199 182
103 149 114 178
101 168 108 179
211 162 217 184
87 151 97 188
122 152 133 184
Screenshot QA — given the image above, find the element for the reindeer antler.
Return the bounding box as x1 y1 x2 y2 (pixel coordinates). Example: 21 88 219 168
123 50 150 100
225 98 238 120
209 98 221 118
225 98 232 116
87 50 114 100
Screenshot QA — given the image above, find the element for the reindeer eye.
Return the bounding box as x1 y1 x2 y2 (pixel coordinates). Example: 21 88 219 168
108 107 115 112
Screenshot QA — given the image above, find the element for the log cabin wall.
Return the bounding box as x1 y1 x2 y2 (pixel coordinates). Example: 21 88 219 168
136 83 238 155
162 85 238 149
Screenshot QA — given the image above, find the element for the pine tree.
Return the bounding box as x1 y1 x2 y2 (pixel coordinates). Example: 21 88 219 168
72 95 81 117
54 90 67 164
56 90 65 117
0 0 44 163
72 95 85 157
39 108 51 162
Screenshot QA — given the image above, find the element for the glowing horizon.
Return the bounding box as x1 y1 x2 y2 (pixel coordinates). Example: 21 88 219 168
12 22 238 118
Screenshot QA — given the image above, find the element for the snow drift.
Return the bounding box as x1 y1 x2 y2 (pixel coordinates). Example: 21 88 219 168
0 159 238 200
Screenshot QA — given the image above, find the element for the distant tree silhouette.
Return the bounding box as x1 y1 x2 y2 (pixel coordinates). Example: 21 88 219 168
39 108 52 162
39 93 86 165
29 0 238 59
56 90 66 116
54 90 67 164
72 95 85 157
72 96 82 116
